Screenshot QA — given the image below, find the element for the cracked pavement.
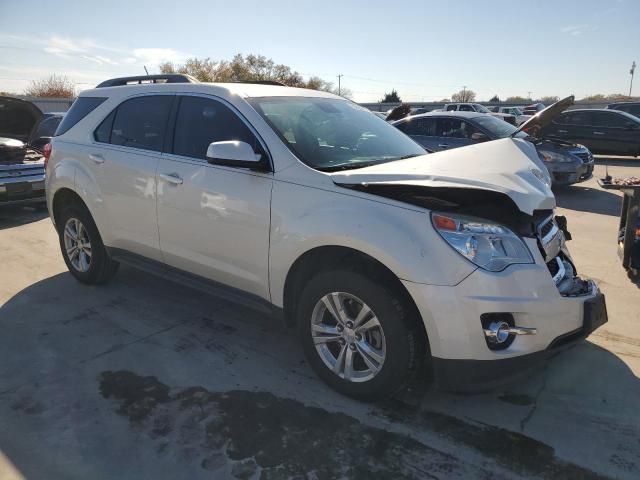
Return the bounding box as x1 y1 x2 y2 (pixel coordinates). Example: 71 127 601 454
1 160 639 479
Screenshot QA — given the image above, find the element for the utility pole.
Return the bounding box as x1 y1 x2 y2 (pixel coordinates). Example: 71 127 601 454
630 61 636 98
527 91 532 100
337 74 343 96
461 85 467 101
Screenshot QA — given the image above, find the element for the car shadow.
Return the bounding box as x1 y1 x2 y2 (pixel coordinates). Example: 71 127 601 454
554 184 622 216
0 205 49 230
1 268 639 478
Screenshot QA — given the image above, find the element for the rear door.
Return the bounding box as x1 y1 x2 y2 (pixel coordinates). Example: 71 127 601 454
395 117 439 150
435 118 479 150
90 94 173 261
590 111 640 155
156 94 272 299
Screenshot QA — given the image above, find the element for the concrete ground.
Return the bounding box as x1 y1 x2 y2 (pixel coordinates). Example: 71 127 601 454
1 159 639 480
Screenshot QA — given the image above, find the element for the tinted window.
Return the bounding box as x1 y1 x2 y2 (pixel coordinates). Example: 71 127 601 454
397 117 437 136
110 96 173 151
592 111 632 128
173 96 263 160
560 111 592 125
94 111 115 143
446 105 457 111
55 97 106 136
437 119 478 139
459 104 474 112
32 115 63 138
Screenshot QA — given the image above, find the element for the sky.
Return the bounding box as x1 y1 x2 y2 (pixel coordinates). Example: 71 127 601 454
0 0 638 103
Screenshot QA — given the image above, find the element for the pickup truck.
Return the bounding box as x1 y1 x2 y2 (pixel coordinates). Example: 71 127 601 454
443 103 517 125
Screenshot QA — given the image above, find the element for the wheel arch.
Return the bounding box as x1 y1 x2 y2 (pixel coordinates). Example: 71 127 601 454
51 187 91 231
282 245 429 350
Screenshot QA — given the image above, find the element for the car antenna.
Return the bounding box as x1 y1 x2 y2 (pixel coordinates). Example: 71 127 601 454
144 65 150 75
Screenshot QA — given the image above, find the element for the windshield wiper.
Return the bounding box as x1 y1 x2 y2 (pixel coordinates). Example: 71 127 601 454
318 153 425 172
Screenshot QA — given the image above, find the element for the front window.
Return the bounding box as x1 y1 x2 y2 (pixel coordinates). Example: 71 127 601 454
248 97 425 171
474 115 527 139
473 104 491 113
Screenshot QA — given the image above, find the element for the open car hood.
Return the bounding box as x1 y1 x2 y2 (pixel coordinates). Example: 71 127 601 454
512 95 574 136
0 96 43 143
330 138 555 215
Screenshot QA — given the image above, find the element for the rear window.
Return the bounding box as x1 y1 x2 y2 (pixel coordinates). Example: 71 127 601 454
54 97 106 136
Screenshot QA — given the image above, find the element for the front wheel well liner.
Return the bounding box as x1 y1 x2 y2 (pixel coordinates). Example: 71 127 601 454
282 245 429 347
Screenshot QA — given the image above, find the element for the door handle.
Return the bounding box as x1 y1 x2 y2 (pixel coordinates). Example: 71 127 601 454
89 154 105 164
557 130 568 133
438 144 449 148
159 173 183 185
593 131 605 135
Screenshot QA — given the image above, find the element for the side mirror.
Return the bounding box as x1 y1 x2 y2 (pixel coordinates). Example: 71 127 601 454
206 141 266 170
470 132 489 142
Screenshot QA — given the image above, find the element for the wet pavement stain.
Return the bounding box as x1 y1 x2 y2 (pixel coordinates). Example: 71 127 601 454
498 393 535 406
99 370 495 479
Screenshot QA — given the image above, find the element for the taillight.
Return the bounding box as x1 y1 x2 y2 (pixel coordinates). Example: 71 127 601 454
43 142 52 170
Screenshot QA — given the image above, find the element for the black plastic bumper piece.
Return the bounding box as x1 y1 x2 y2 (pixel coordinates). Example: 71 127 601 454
433 293 608 393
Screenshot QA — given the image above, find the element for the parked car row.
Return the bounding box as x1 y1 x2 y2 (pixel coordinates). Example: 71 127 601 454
392 97 595 186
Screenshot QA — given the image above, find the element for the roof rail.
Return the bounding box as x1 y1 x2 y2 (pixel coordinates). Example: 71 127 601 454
95 74 199 88
233 80 287 86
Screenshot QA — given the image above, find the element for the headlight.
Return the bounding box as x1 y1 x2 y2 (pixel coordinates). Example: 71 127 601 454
431 213 533 272
538 150 573 163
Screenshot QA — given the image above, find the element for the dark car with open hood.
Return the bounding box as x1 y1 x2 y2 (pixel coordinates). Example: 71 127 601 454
0 96 64 206
393 96 594 186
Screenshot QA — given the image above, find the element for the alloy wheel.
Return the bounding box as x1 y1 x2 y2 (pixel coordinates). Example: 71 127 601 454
310 292 386 383
63 217 92 273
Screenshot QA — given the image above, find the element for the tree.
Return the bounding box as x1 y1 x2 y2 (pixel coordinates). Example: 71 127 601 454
24 74 75 98
538 96 559 104
380 89 401 103
451 88 476 102
505 96 530 103
160 55 351 98
489 94 501 102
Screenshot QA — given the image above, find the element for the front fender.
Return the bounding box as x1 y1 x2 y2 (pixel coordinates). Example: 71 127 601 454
269 181 476 308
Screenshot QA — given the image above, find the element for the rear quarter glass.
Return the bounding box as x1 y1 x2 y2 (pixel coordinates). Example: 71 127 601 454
54 97 107 136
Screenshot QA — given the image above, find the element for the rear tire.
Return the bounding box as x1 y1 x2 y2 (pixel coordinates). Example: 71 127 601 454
297 269 425 401
57 204 118 285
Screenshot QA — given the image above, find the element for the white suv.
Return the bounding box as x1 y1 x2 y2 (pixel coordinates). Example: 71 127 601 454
45 75 607 400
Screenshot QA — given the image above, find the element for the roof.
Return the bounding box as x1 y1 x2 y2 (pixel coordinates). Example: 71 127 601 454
391 111 484 123
79 81 341 100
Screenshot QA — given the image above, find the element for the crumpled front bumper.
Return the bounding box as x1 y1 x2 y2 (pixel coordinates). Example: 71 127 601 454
402 236 607 391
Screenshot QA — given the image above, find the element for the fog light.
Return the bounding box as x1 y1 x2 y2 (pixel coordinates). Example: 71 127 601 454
485 321 511 344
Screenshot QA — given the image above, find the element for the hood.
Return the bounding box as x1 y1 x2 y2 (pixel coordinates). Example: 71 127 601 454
513 96 574 136
331 137 555 215
0 96 43 142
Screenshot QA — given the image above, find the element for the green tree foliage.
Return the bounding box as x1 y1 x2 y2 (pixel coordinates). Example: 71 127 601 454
380 89 401 103
159 55 351 98
24 74 75 98
451 89 476 102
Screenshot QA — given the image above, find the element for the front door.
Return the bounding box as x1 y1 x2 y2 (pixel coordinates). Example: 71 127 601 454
156 95 272 300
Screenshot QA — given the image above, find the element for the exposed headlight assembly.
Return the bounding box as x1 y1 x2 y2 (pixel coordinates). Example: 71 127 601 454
538 150 574 163
431 213 533 272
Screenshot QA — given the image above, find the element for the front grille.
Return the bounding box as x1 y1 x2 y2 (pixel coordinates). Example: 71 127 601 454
539 217 554 239
573 151 592 163
547 258 560 277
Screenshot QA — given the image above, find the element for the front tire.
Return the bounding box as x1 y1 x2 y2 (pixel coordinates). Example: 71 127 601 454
58 204 118 284
298 270 424 400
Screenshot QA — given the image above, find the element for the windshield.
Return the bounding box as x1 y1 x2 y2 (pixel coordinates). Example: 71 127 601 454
248 97 426 171
474 115 528 139
473 104 491 113
511 107 524 115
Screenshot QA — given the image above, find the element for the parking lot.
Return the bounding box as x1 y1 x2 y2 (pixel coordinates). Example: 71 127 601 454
0 159 638 479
